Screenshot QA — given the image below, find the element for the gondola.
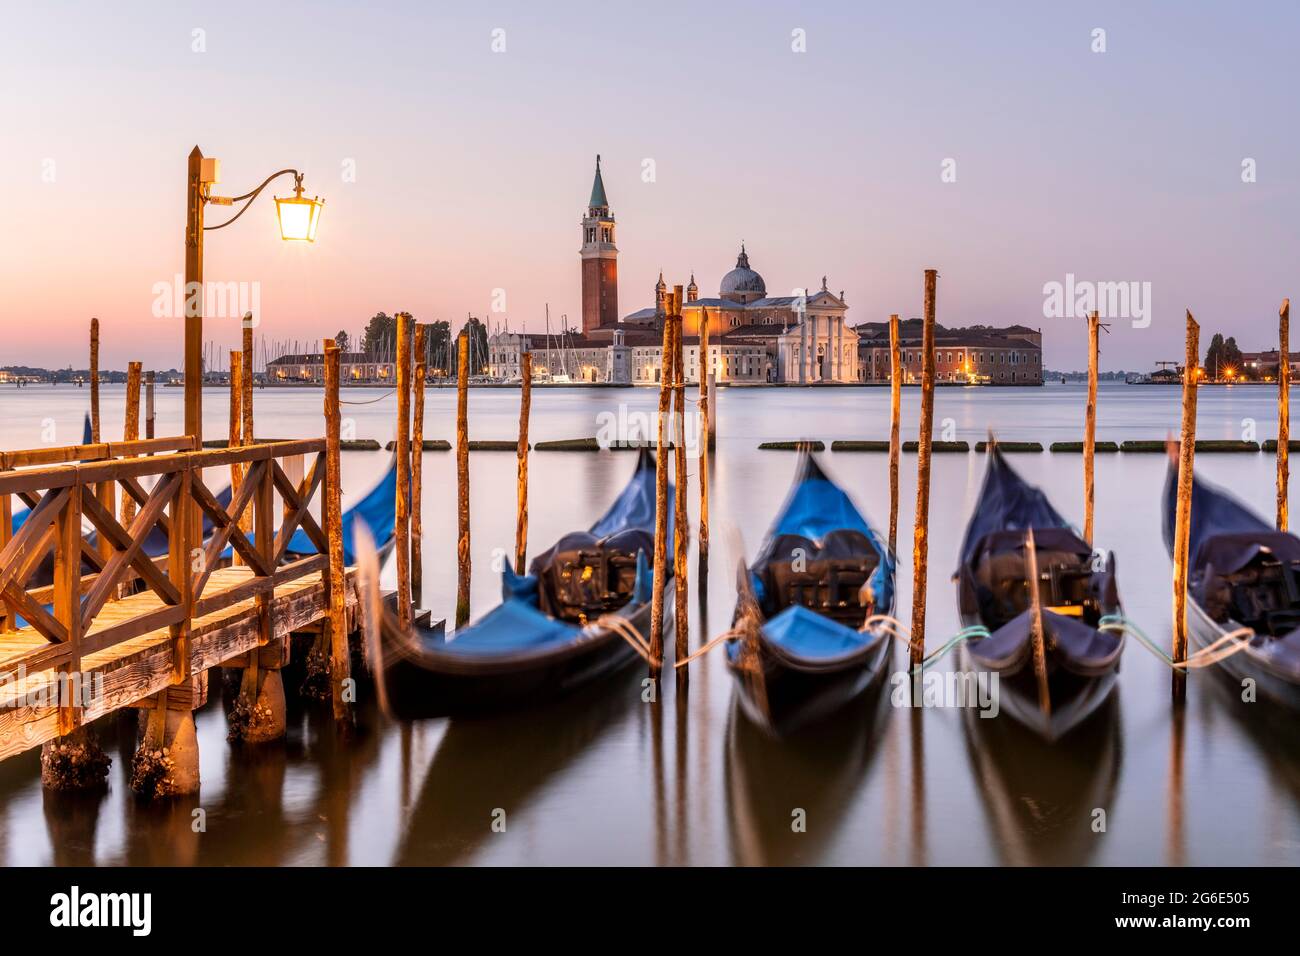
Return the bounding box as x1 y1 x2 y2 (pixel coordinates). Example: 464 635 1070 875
359 447 672 718
725 451 895 737
955 444 1124 740
1161 461 1300 710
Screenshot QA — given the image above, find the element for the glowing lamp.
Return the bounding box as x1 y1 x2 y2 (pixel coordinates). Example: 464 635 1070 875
275 181 324 242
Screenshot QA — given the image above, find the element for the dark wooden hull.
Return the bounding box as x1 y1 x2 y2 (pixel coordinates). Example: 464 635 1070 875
957 612 1121 741
1187 597 1300 712
374 598 659 720
727 627 893 738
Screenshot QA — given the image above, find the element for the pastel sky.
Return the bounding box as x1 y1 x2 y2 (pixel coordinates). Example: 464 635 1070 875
0 0 1295 372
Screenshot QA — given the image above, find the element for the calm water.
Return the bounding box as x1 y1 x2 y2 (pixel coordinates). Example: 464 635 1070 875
1 381 1298 866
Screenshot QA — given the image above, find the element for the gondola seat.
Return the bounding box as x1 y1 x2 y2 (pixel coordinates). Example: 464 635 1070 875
961 528 1116 630
752 530 880 628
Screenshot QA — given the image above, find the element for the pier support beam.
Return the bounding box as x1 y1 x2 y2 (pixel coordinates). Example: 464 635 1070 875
39 727 110 791
225 640 288 743
131 687 202 797
230 665 287 744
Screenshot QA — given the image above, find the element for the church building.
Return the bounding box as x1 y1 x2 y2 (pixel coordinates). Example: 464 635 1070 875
489 157 860 385
623 245 860 383
580 156 618 333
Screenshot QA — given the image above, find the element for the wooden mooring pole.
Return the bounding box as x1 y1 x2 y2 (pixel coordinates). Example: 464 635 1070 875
649 293 676 678
395 312 413 630
1025 528 1051 719
412 323 426 606
515 344 532 575
89 317 100 441
324 339 350 720
1278 298 1290 532
1083 310 1100 546
122 362 142 529
241 314 254 437
455 330 471 628
888 313 902 555
240 315 254 541
145 370 155 440
698 306 710 581
1171 311 1200 702
89 318 112 567
228 351 244 566
909 271 938 671
671 290 689 673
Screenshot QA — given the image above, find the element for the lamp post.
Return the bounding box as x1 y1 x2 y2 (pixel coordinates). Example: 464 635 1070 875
184 145 324 443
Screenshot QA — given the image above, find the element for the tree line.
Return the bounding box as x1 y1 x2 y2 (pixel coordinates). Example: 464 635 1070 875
1202 333 1248 380
336 313 491 377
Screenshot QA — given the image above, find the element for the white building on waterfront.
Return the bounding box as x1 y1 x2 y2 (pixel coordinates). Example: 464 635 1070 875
488 246 859 385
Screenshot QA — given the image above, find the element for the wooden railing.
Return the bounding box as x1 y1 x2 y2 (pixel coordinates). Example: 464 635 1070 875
0 437 331 734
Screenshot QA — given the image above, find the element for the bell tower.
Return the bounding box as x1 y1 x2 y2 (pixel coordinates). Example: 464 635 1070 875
580 155 618 333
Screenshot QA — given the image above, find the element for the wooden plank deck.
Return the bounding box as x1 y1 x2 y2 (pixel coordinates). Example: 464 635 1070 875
0 565 357 761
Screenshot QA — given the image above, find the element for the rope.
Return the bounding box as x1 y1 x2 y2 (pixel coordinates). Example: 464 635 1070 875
1099 614 1256 670
339 388 397 406
587 614 652 664
856 612 989 674
674 599 762 669
669 609 984 673
674 626 741 668
909 626 991 675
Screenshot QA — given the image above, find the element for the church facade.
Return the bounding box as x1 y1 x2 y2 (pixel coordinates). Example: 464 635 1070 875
622 246 860 384
489 157 859 384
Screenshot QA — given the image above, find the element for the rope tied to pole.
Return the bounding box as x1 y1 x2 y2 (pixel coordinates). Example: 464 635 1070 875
1099 614 1256 670
339 387 397 405
675 587 763 669
670 609 987 673
908 625 991 675
587 614 653 664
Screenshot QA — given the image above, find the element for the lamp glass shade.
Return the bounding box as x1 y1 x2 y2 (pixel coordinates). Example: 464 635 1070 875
275 195 324 242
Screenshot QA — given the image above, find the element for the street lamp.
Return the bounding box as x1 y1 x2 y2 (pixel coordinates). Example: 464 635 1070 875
184 145 324 443
273 178 325 242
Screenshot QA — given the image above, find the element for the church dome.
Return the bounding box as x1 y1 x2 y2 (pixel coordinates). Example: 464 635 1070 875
719 245 765 300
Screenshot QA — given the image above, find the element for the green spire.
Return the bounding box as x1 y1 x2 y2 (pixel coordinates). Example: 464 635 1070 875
589 154 609 208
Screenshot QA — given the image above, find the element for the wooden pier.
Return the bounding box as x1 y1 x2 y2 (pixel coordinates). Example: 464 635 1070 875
0 434 356 781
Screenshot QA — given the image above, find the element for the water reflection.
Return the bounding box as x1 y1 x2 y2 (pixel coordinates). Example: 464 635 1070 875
394 669 641 866
3 386 1300 865
961 693 1123 866
724 660 892 866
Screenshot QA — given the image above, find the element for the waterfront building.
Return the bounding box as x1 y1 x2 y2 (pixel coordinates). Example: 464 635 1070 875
1239 349 1300 380
267 352 395 383
486 325 772 385
618 248 860 384
489 160 859 385
487 330 626 383
855 320 1043 385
